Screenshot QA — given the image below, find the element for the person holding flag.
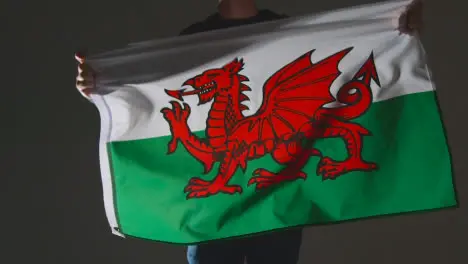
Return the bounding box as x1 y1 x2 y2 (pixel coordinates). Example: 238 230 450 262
75 1 425 263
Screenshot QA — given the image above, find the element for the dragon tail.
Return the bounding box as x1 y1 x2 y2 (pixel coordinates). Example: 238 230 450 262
318 52 380 120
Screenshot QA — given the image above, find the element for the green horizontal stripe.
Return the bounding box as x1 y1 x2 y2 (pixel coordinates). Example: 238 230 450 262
108 91 456 243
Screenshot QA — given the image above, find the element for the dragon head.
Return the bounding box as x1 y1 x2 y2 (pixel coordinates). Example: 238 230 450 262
165 58 245 105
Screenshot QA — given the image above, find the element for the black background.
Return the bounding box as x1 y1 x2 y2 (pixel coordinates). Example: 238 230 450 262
10 0 467 263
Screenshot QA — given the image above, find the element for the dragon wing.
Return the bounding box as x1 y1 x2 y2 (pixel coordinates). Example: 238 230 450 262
231 47 352 146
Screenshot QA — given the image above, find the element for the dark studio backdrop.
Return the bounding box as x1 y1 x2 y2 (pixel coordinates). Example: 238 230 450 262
10 0 468 263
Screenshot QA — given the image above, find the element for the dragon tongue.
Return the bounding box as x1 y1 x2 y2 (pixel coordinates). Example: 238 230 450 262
165 89 185 101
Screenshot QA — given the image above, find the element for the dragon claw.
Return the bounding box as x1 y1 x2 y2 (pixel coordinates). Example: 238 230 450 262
163 101 191 123
160 108 173 120
317 157 346 179
161 101 192 155
248 168 307 190
184 177 242 199
188 177 212 186
317 157 377 180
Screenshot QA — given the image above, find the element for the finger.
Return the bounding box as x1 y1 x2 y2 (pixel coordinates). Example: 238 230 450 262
77 70 94 81
75 50 87 63
76 74 84 82
76 72 95 82
80 88 93 98
76 80 94 90
398 11 408 26
78 63 95 75
78 63 87 74
396 11 407 32
76 78 93 86
75 53 85 64
75 80 93 98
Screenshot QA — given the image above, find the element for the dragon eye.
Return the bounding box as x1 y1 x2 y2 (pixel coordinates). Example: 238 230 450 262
208 73 219 78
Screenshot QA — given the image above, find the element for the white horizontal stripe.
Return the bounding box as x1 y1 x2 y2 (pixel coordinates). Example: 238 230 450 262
90 0 434 143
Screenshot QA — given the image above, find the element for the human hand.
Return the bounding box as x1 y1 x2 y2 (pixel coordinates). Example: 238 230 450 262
398 0 424 35
75 52 96 99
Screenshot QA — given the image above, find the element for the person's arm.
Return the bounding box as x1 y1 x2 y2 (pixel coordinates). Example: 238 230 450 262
398 0 424 35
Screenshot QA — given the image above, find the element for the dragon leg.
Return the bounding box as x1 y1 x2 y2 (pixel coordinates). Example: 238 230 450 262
248 137 321 190
184 151 243 199
177 135 218 174
315 117 377 179
161 101 217 173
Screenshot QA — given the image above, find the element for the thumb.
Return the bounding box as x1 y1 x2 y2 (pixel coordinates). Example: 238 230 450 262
74 51 86 64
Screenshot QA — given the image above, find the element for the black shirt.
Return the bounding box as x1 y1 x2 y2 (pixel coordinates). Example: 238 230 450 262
179 9 288 36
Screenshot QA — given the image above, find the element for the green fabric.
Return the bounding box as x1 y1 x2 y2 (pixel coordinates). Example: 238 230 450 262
107 91 456 244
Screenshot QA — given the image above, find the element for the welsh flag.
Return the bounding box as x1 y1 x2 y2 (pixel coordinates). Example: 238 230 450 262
87 0 456 244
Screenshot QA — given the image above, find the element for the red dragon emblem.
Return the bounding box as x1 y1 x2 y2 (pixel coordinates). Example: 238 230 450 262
162 47 380 199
